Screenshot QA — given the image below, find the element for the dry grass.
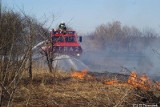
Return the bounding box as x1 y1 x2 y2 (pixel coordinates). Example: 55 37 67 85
3 69 160 107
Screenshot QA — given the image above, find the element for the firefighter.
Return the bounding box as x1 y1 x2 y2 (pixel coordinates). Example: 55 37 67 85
52 29 55 34
59 22 67 31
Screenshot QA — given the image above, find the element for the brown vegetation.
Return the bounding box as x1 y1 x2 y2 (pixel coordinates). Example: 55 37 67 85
0 7 50 106
3 69 159 107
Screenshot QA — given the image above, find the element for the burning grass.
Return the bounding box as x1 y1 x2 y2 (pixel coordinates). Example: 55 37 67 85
71 69 88 79
2 69 160 107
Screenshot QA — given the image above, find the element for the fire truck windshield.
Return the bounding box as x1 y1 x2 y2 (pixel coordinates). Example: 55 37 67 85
52 36 64 42
52 36 76 43
65 36 76 42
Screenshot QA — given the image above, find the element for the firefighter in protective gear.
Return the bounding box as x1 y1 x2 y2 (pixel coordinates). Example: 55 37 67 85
59 22 67 31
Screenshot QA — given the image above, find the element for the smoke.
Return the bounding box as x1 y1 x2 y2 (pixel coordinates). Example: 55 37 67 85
141 42 160 80
79 35 160 80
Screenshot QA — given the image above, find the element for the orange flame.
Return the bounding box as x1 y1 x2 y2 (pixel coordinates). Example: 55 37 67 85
140 75 148 85
71 69 88 79
139 74 150 90
128 71 138 86
105 80 118 85
127 72 150 90
70 69 160 91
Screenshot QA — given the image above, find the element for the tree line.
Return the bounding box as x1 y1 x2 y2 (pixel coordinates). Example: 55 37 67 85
86 21 159 53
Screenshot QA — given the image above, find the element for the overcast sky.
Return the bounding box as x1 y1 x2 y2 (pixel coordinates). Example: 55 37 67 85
3 0 160 34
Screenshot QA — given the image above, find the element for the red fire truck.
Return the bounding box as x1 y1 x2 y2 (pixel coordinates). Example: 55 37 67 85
50 30 82 57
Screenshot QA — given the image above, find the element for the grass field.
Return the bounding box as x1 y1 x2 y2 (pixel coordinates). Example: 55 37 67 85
3 69 158 107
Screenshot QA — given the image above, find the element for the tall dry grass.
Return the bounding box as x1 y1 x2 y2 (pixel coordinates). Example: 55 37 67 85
3 68 158 107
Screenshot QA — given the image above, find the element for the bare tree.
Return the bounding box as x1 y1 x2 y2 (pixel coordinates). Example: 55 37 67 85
0 7 50 106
